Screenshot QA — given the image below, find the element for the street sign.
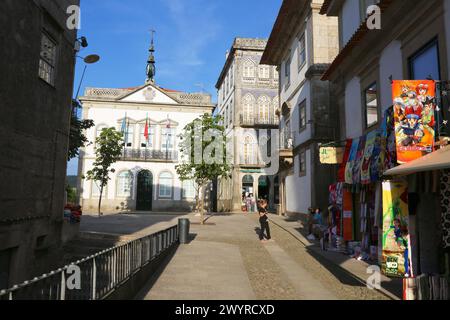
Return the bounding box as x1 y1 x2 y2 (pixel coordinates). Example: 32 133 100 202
319 147 345 164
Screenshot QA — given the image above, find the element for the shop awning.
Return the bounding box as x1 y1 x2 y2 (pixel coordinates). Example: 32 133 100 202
384 145 450 176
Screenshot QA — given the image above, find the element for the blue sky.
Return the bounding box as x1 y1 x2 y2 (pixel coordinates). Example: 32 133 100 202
68 0 282 175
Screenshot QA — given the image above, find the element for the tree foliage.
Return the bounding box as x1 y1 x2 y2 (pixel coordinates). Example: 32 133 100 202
85 127 123 216
68 100 95 161
176 113 230 224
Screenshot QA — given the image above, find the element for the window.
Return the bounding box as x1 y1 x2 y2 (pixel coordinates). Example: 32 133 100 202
116 171 133 198
243 59 255 78
182 180 196 199
298 33 306 69
230 65 234 86
299 150 307 176
243 135 256 164
140 124 154 149
285 55 291 87
364 82 379 128
159 172 173 198
39 33 57 85
409 39 441 80
243 94 255 124
258 96 271 124
229 100 233 126
299 100 307 130
259 65 270 79
161 127 175 150
273 67 279 83
123 124 134 148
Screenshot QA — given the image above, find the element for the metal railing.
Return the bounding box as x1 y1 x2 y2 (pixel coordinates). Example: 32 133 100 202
121 149 178 162
0 225 178 300
240 114 279 127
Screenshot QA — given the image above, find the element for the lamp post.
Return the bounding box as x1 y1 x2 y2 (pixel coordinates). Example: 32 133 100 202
75 54 100 99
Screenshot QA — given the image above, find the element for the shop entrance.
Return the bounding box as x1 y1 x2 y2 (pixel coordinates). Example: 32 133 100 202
242 175 254 196
258 176 270 201
136 170 153 211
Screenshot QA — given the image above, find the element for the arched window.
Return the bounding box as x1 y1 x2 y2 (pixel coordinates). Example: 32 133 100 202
243 135 256 165
159 172 173 198
242 94 255 124
243 59 255 78
116 171 133 198
258 95 271 124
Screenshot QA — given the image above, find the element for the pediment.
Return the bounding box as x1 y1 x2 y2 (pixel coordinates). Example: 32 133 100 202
119 83 179 104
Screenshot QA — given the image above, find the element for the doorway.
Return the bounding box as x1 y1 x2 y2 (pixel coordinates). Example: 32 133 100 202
258 176 270 201
136 170 153 211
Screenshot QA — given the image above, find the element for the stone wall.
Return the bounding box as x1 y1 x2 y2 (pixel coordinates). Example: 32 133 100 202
0 0 79 288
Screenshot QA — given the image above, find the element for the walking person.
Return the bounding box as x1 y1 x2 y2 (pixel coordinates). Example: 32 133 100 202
258 199 272 242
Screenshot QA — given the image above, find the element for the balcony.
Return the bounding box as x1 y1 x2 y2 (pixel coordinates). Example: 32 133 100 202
240 114 279 128
239 154 266 168
121 149 178 162
279 132 294 163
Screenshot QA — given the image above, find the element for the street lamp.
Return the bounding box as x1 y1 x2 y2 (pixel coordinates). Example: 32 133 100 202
74 54 101 100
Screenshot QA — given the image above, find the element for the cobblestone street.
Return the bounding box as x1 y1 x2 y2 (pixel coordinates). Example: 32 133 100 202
137 213 390 300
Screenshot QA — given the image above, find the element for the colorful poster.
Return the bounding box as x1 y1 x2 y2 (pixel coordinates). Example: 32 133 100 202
370 130 384 183
343 189 354 241
345 138 360 185
382 180 410 278
338 139 352 183
361 131 377 185
352 135 366 185
392 80 436 163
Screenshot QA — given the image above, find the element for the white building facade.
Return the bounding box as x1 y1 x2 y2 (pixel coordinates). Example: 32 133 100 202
261 0 339 216
78 83 214 213
215 38 280 212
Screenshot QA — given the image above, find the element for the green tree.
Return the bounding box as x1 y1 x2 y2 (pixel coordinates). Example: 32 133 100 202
68 100 95 161
85 127 123 216
176 113 230 224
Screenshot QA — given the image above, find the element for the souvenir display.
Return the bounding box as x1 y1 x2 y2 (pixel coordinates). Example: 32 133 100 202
382 180 410 277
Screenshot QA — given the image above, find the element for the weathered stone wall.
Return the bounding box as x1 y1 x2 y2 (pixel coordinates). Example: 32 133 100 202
0 0 79 288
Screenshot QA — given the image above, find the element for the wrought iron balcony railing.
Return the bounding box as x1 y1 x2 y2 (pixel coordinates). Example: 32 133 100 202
121 149 178 162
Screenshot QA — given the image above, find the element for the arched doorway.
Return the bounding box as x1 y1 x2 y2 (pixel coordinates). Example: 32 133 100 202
136 170 153 211
258 176 270 201
242 175 254 196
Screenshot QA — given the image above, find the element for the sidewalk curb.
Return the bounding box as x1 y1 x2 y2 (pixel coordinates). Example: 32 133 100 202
269 217 400 301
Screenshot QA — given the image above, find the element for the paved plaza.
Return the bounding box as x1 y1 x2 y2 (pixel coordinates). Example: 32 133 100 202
133 213 392 300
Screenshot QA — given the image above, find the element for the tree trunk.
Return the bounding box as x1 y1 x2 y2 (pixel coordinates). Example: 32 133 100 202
200 184 205 225
98 184 103 217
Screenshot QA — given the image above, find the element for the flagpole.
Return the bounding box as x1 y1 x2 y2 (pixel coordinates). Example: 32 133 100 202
166 114 170 160
122 112 127 158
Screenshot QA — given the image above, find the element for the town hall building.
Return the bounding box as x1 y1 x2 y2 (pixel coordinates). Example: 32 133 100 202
77 39 214 213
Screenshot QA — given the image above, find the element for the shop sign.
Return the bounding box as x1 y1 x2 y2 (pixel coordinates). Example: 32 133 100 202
319 147 344 164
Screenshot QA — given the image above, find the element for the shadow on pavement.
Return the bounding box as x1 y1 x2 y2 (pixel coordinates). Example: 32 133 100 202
134 244 180 300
